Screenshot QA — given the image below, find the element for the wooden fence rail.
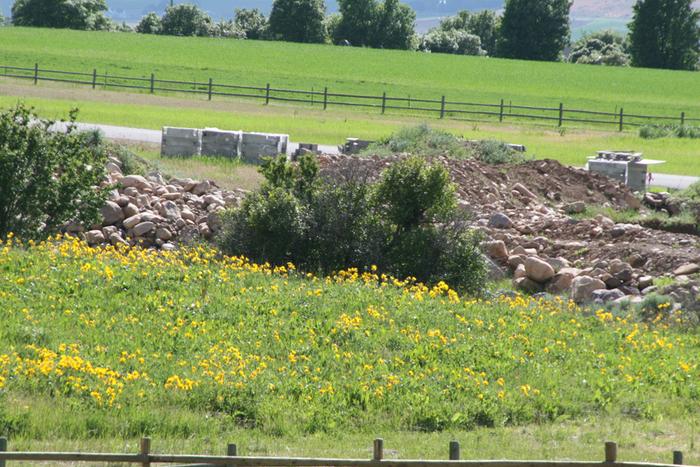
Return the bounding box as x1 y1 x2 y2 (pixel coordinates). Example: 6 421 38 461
0 438 694 467
1 62 699 132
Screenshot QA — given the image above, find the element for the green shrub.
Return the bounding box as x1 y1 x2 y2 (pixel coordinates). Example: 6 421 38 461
0 104 108 239
365 124 471 159
635 293 674 321
468 139 524 164
218 154 486 293
639 123 700 139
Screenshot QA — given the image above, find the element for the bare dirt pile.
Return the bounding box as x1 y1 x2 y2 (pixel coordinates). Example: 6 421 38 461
319 154 700 310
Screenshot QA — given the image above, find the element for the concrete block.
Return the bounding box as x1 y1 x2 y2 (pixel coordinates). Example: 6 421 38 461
201 129 242 157
161 127 201 157
240 132 289 164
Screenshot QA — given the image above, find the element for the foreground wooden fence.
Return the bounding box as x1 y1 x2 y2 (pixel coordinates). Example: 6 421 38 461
2 63 699 132
0 438 693 467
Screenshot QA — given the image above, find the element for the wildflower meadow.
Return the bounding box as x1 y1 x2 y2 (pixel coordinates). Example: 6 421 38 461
0 235 698 442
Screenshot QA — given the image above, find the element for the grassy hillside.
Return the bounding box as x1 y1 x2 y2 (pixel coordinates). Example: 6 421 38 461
1 27 699 120
0 236 699 452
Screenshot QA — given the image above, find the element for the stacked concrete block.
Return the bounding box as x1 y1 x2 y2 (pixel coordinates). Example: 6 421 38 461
201 129 242 158
161 127 202 157
588 160 627 185
240 132 289 164
627 163 648 192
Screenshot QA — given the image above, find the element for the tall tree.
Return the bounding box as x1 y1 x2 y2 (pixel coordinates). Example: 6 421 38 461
467 10 499 56
497 0 571 61
234 8 268 40
628 0 700 70
11 0 110 30
160 3 213 37
371 0 416 49
334 0 377 46
268 0 326 43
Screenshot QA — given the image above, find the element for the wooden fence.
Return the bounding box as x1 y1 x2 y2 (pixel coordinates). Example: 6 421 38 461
1 62 699 131
0 438 694 467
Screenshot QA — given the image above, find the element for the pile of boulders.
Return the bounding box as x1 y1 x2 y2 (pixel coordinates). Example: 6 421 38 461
483 237 653 304
72 156 247 249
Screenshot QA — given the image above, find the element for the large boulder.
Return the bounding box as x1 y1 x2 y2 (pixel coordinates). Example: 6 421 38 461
674 263 700 276
133 221 155 237
483 240 508 260
488 212 514 229
525 256 555 283
120 175 151 190
571 276 606 303
101 201 124 226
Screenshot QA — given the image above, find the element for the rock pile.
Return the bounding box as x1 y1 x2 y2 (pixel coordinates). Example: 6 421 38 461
318 154 700 308
74 156 247 249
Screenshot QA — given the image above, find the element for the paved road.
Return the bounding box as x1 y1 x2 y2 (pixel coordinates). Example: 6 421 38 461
649 173 698 190
58 122 698 189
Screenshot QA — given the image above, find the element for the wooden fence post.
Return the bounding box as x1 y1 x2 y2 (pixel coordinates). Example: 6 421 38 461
605 442 617 463
34 62 38 85
440 95 446 119
558 102 564 127
373 438 384 461
265 83 271 105
618 108 624 132
227 442 237 467
449 441 460 460
92 68 97 89
499 99 504 122
0 436 7 467
150 73 155 94
673 451 683 465
323 87 328 110
208 78 213 101
140 437 151 467
681 112 685 126
381 92 386 114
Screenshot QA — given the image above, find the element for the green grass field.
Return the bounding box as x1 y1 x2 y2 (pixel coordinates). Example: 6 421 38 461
2 87 698 176
0 237 699 462
1 27 700 120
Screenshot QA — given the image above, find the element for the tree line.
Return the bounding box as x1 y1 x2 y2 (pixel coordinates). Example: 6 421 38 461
5 0 700 71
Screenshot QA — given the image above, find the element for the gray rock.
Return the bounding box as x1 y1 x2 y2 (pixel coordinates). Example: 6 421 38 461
122 214 143 229
192 180 212 196
120 175 151 190
488 212 514 229
592 289 626 303
85 230 105 246
483 240 508 260
571 276 606 303
133 221 155 237
564 201 586 214
674 263 700 276
514 277 544 293
101 201 124 226
525 256 555 283
123 203 139 218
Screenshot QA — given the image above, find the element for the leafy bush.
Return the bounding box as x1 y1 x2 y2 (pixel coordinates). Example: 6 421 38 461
234 8 268 40
635 293 674 321
419 29 485 55
218 154 486 293
160 3 213 37
0 104 108 239
569 30 630 66
639 123 700 139
365 124 471 159
468 140 523 164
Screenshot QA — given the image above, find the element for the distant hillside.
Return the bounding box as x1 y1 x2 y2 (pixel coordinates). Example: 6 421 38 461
1 0 698 22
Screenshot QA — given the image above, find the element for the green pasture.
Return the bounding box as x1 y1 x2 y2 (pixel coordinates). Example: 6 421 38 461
1 27 700 120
